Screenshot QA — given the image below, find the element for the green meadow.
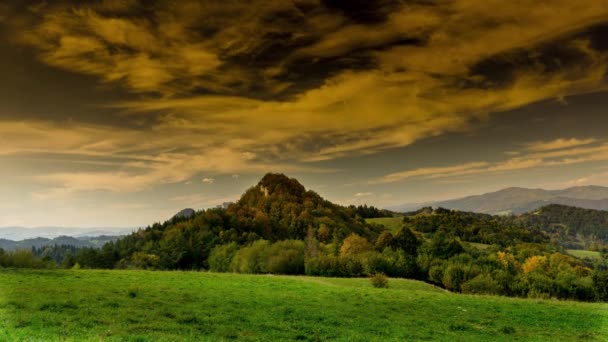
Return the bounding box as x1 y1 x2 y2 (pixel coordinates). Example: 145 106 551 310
365 216 405 233
567 249 602 260
0 269 606 341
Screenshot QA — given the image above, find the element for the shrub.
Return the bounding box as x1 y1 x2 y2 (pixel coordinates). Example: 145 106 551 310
375 231 394 251
428 264 445 285
443 263 466 291
526 272 554 299
305 255 365 277
370 273 389 288
461 274 502 295
0 249 48 269
265 240 305 275
131 252 160 270
209 243 240 272
231 240 270 273
227 240 305 275
592 270 608 301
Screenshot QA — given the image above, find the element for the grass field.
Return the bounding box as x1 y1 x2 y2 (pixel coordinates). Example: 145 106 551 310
365 216 404 233
567 249 602 260
0 269 606 341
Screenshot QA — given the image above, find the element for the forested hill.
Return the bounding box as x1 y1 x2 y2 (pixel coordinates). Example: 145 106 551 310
515 204 608 248
89 173 384 269
402 204 608 249
16 173 608 302
225 173 383 242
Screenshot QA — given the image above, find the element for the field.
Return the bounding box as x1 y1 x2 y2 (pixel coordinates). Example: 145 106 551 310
0 269 606 341
365 216 404 233
567 249 602 260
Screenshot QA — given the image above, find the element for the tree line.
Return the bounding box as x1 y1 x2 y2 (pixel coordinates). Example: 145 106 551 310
1 173 607 302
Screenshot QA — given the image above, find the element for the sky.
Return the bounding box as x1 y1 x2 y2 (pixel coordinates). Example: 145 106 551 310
1 0 608 228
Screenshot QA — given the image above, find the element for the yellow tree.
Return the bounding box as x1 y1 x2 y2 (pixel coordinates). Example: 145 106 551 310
522 255 548 275
340 234 372 256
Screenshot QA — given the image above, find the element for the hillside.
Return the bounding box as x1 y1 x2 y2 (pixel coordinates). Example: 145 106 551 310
27 173 603 303
391 186 608 214
399 205 608 249
516 204 608 249
1 269 605 341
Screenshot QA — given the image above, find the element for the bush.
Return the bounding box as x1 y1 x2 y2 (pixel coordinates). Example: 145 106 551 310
370 273 389 288
231 240 270 273
209 243 240 272
305 255 365 277
265 240 305 275
526 272 554 299
592 270 608 301
443 264 466 291
131 252 160 270
461 274 502 295
0 249 49 269
227 240 305 275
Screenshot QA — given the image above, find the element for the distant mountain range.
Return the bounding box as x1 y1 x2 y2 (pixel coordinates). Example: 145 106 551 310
0 235 123 251
0 226 133 241
389 185 608 215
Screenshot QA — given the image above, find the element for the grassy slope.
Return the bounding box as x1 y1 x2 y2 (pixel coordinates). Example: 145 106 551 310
567 249 602 260
0 269 606 341
365 216 404 233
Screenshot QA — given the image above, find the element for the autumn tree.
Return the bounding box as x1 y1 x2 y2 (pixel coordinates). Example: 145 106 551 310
340 234 372 256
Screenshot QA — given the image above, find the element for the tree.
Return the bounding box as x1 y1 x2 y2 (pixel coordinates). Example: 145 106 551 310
209 243 240 272
592 270 608 301
375 231 394 251
393 227 420 255
340 234 372 256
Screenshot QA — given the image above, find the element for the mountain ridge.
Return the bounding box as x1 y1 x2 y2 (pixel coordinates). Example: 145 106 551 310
389 185 608 214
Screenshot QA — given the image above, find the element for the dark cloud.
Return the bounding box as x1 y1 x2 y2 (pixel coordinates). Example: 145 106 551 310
321 0 404 24
470 24 608 89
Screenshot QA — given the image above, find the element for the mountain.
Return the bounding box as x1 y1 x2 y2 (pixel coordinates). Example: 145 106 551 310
89 173 385 270
225 173 381 241
0 226 133 240
390 186 608 215
0 235 122 251
173 208 196 219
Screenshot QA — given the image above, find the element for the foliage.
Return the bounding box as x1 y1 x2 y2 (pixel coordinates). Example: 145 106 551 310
340 233 372 256
0 249 52 269
2 174 607 303
370 273 389 288
461 274 502 295
208 243 240 272
592 270 608 301
516 204 608 248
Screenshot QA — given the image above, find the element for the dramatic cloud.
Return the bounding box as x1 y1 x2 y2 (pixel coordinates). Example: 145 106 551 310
526 138 597 152
4 0 607 169
1 0 608 225
376 139 608 184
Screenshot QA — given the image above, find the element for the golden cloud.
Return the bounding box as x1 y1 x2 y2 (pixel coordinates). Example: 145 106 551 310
375 140 608 184
2 0 608 193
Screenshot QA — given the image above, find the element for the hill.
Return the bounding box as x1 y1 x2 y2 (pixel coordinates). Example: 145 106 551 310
0 235 121 251
516 204 608 249
390 186 608 214
8 173 606 303
0 269 605 341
